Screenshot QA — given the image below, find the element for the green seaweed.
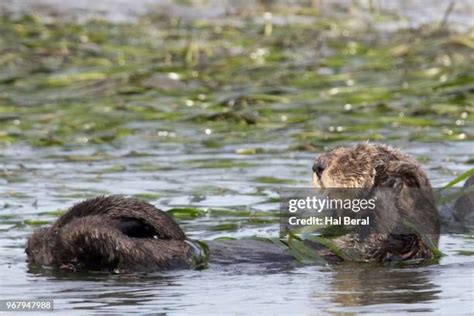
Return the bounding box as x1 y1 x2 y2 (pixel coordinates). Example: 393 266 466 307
133 193 161 200
188 239 210 270
209 223 241 231
39 209 66 216
0 8 471 149
443 168 474 188
23 219 50 226
304 235 358 262
167 208 206 219
456 250 474 256
285 231 326 264
253 177 295 184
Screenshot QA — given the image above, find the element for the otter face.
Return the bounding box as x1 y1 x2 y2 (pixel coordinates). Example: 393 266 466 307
312 144 379 189
25 228 54 266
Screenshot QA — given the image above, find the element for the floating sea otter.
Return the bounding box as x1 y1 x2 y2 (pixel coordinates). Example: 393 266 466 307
26 144 469 272
311 143 441 262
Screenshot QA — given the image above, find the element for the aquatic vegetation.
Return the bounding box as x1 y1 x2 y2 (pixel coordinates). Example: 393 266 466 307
443 168 474 187
0 8 472 149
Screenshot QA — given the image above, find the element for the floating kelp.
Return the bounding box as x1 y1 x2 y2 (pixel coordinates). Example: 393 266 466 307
188 239 210 270
0 7 472 148
285 232 327 264
23 219 51 226
167 207 206 219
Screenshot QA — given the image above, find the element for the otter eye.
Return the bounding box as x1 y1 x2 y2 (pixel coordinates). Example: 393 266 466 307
312 163 325 179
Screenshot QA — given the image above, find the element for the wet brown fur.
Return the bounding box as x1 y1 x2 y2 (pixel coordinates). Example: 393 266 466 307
26 196 193 272
313 143 440 262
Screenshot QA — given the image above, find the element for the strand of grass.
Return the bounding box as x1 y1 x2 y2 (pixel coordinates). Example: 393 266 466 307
438 0 456 30
443 168 474 188
188 239 210 270
286 231 326 264
304 235 357 262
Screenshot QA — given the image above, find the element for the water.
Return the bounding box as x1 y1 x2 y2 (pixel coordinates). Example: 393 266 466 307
0 0 473 314
1 137 473 314
10 258 474 314
2 0 474 30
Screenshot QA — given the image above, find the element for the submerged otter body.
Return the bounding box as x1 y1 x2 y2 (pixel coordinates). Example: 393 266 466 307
26 143 464 272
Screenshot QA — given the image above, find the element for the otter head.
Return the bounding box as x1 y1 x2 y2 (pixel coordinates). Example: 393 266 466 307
313 144 375 189
312 143 428 189
26 228 54 266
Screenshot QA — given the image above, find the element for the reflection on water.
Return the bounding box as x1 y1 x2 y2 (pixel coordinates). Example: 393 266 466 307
329 264 440 308
327 262 474 314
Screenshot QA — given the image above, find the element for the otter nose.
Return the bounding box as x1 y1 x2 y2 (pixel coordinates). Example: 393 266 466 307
312 162 325 179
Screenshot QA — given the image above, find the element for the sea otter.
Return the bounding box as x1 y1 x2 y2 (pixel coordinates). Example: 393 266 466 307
25 197 198 271
26 143 461 272
311 143 441 262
